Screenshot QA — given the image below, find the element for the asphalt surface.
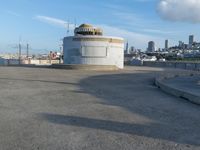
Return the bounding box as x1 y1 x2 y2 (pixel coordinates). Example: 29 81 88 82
0 66 200 150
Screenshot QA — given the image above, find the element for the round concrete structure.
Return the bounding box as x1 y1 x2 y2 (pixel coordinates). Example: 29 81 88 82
63 24 124 69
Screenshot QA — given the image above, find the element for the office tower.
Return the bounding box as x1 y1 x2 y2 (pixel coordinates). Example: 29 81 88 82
125 41 129 54
189 35 194 48
147 41 155 52
165 39 168 49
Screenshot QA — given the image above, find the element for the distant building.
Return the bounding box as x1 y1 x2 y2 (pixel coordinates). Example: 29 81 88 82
189 35 194 48
165 39 168 49
179 41 184 48
129 46 135 53
125 41 129 54
147 41 155 52
193 42 200 49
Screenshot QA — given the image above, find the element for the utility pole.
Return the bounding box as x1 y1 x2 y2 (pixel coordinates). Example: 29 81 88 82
59 46 62 64
67 19 70 35
74 18 77 29
67 21 69 35
26 43 29 58
18 42 21 65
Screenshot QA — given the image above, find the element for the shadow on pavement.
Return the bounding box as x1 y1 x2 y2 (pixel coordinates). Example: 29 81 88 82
40 113 186 140
0 77 77 85
41 71 200 146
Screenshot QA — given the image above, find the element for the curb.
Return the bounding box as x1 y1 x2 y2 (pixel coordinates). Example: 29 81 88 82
155 72 200 105
51 64 119 71
0 64 119 71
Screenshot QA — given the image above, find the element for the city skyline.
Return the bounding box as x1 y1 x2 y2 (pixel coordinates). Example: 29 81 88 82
1 0 200 53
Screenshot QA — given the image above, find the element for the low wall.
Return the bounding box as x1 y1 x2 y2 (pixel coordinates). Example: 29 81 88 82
2 64 119 71
51 64 119 71
23 59 60 65
143 61 200 71
155 72 200 105
0 59 61 65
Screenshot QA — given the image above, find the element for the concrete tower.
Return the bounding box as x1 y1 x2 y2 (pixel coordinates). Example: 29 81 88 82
63 24 124 69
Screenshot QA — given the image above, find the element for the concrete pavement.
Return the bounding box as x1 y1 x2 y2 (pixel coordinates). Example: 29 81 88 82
155 73 200 105
0 66 200 150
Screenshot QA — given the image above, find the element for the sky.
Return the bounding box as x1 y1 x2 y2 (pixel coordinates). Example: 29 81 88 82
1 0 200 54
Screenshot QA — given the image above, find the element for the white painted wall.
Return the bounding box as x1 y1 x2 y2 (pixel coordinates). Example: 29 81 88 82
63 36 124 69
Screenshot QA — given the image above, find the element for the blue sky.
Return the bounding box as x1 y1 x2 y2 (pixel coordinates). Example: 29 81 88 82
1 0 200 53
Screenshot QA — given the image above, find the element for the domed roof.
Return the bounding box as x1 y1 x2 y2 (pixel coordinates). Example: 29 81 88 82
79 24 93 28
74 23 103 36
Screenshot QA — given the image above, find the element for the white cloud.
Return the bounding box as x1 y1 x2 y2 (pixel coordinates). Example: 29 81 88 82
112 11 173 35
157 0 200 23
113 12 144 25
35 15 74 29
5 10 21 17
136 0 153 2
142 29 173 34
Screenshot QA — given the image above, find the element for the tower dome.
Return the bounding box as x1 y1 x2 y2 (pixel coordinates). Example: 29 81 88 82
74 23 103 36
79 24 93 28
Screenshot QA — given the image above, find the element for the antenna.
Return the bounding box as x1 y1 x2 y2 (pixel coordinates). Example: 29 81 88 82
18 37 22 65
74 18 77 28
26 43 29 58
67 19 70 34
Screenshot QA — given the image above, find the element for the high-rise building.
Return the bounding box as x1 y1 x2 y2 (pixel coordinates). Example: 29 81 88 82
165 39 168 49
147 41 155 52
179 41 184 49
125 41 129 54
189 35 194 48
130 46 135 53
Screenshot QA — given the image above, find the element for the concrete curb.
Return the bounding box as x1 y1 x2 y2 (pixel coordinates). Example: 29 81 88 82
51 64 119 71
155 72 200 105
1 64 51 69
0 64 119 71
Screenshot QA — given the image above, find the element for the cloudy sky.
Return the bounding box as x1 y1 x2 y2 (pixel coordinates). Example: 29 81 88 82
1 0 200 53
